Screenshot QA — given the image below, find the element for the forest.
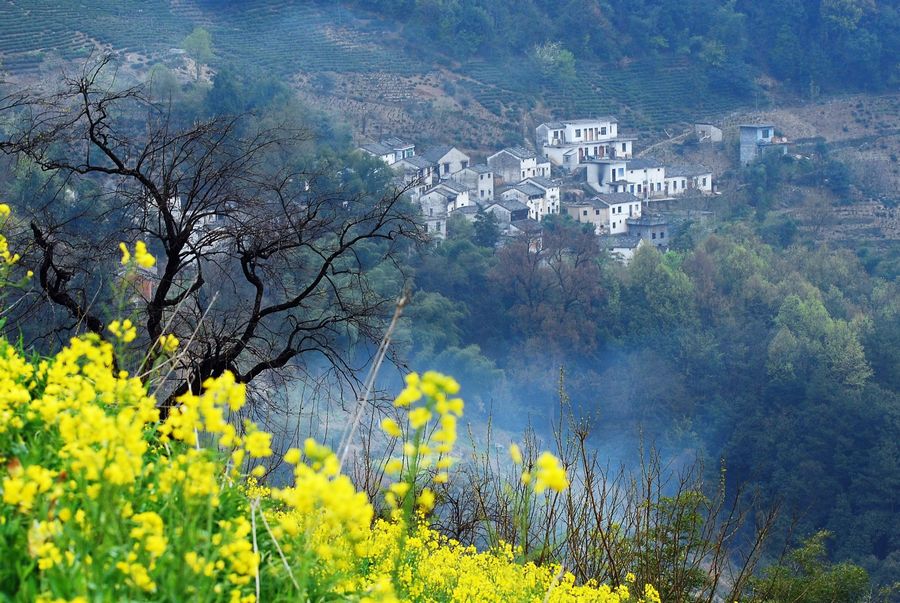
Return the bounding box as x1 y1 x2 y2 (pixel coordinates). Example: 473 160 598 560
348 0 899 95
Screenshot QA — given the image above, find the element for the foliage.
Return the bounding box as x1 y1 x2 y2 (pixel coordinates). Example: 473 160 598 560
749 531 874 603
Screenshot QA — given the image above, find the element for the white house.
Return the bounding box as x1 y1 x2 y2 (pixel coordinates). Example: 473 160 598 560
381 136 415 161
535 117 634 170
393 155 435 200
422 181 471 213
487 146 551 184
665 165 713 195
417 192 448 240
500 180 559 221
520 176 560 215
422 146 471 180
358 142 396 165
599 233 646 263
586 158 667 199
450 164 494 202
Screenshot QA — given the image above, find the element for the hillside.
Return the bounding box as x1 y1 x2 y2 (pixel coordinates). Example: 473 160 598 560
0 0 759 151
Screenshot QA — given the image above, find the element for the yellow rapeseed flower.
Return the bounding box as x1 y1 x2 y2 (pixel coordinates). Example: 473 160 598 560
134 241 156 268
381 417 402 438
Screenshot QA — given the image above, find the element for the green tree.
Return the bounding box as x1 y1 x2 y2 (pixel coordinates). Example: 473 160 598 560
750 531 870 603
472 207 499 248
182 26 213 80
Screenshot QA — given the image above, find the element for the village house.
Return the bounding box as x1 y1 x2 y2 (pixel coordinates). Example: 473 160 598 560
500 181 558 221
665 165 713 195
381 136 415 161
358 141 397 165
625 214 669 249
739 124 789 165
417 192 448 239
563 197 609 235
450 164 494 201
586 158 667 199
487 146 551 184
484 198 530 226
570 192 642 234
393 155 435 199
520 176 560 214
426 181 471 212
422 146 471 180
695 123 723 143
598 233 645 262
535 117 634 170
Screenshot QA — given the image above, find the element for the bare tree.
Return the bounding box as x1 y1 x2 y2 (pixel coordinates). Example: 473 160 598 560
0 57 419 410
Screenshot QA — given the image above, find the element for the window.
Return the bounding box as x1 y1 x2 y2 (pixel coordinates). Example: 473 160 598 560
583 209 588 216
595 209 600 216
660 231 665 238
429 208 434 217
702 177 708 186
637 184 642 193
575 129 581 137
442 162 450 174
461 160 469 169
601 126 607 135
424 223 429 233
480 190 485 197
652 232 657 239
621 143 626 152
629 184 634 193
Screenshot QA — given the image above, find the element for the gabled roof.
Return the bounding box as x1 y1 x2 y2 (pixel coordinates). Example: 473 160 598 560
739 123 774 129
435 180 469 194
380 136 414 150
466 163 493 174
422 145 458 163
523 176 558 189
450 205 479 215
510 183 545 197
397 155 433 169
359 142 393 156
488 199 529 213
594 192 641 206
538 121 566 129
599 234 642 249
626 158 663 170
510 219 543 234
626 214 667 227
491 146 536 161
666 165 711 178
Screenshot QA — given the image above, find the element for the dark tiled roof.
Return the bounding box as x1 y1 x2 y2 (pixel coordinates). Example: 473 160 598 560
626 214 667 227
421 145 456 163
380 136 414 150
599 234 642 249
490 199 528 212
524 176 558 189
594 192 641 205
503 146 536 160
511 219 543 233
359 142 393 156
666 165 711 177
539 121 565 129
467 163 493 174
440 180 469 193
398 155 433 169
512 183 545 197
627 158 664 170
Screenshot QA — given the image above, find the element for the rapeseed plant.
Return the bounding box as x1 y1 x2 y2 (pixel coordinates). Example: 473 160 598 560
0 208 659 601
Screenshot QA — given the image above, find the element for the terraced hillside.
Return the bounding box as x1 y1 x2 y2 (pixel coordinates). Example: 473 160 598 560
0 0 760 152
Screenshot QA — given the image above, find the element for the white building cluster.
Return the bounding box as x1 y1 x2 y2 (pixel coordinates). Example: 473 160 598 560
358 116 714 253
